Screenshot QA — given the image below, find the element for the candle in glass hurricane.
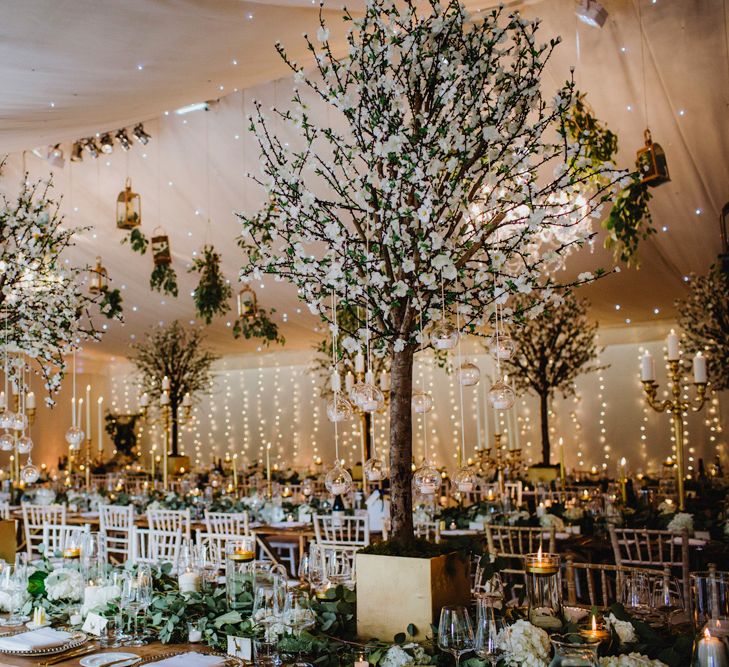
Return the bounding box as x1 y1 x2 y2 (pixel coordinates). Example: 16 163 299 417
697 627 729 667
525 547 561 630
525 547 559 576
63 546 81 559
579 615 610 643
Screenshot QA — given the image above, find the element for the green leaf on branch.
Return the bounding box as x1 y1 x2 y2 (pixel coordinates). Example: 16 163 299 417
189 245 232 325
604 174 654 267
150 263 179 297
232 307 284 346
122 227 149 254
98 286 123 320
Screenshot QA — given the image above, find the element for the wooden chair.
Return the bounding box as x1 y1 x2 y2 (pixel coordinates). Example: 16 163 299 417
414 521 441 544
564 556 673 609
314 514 370 548
22 504 67 557
204 511 249 536
485 525 556 559
99 504 135 563
608 525 690 603
147 508 191 540
132 527 183 567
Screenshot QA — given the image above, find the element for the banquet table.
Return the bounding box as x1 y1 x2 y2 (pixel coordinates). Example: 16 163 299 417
0 640 229 667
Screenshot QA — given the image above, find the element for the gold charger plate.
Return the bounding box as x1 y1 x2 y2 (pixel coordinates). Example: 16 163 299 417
137 650 244 666
0 629 88 656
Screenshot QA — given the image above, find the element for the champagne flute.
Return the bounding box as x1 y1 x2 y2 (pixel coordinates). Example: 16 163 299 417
134 565 153 645
307 545 327 595
284 588 316 667
438 606 474 667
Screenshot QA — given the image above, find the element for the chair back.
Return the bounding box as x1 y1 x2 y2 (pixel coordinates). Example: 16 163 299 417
195 531 248 569
0 501 10 520
99 504 135 562
313 514 370 547
147 508 191 540
133 527 183 567
485 525 556 557
414 521 441 544
41 523 90 555
22 504 67 557
204 511 249 536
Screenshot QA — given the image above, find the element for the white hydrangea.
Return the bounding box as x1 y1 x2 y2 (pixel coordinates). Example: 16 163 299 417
657 500 676 515
507 510 531 525
563 506 584 522
667 512 694 534
539 513 565 531
599 654 668 667
605 613 637 645
380 645 413 667
497 619 550 667
45 568 83 601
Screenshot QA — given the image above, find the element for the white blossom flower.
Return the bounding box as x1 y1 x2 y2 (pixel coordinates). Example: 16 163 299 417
380 645 413 667
497 619 550 667
316 26 330 42
539 513 565 531
605 613 637 645
599 654 668 667
667 512 694 534
45 568 83 601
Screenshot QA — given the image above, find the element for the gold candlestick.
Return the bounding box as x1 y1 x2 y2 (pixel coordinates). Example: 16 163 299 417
163 404 170 491
642 359 708 511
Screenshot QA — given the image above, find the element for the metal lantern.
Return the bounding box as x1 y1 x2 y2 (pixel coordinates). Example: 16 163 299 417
636 129 670 187
116 178 141 229
236 286 258 319
88 256 108 294
151 228 171 266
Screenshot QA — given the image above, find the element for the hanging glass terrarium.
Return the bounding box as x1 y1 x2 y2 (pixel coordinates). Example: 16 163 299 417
88 256 108 295
116 178 141 229
151 228 171 265
637 129 670 187
237 286 258 319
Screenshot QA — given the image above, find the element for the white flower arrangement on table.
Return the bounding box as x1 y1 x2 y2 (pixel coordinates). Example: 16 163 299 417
563 506 584 523
599 654 668 667
667 512 694 535
497 619 551 667
507 510 531 525
539 513 565 531
44 568 83 602
605 613 638 645
379 643 429 667
657 500 676 515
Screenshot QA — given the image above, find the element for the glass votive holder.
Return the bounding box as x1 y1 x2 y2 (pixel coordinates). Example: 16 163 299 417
694 627 729 667
525 551 562 630
692 571 729 631
549 637 600 667
253 638 279 667
187 620 204 643
225 538 256 610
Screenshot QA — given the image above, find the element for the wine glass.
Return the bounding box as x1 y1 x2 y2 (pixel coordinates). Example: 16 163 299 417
297 553 310 584
651 575 684 621
326 550 352 587
474 601 505 666
284 588 316 667
0 566 29 626
438 606 474 667
120 571 139 645
135 565 153 644
620 572 650 615
307 545 328 595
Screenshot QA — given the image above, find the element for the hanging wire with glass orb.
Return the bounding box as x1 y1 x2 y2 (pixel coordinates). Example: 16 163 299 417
20 457 40 484
414 460 441 495
364 457 385 482
457 360 481 386
488 332 515 361
453 465 479 493
65 425 85 450
430 321 459 350
325 460 353 495
0 432 14 452
326 395 353 423
350 371 384 413
0 410 15 430
16 435 33 454
411 389 434 414
488 378 516 411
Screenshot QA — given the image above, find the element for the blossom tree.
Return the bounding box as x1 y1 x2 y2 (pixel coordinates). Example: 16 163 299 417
503 293 604 465
0 177 121 402
238 0 625 541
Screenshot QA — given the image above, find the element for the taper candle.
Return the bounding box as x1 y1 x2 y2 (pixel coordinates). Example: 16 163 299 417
641 351 655 382
97 397 103 453
86 385 91 441
667 329 680 361
694 352 707 384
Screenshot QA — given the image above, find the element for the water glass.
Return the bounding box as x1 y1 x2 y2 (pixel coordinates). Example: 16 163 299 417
326 550 352 587
474 600 505 666
620 572 651 612
253 637 279 667
692 571 729 630
438 605 474 667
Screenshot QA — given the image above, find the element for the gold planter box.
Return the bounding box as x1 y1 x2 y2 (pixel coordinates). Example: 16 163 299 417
356 552 470 641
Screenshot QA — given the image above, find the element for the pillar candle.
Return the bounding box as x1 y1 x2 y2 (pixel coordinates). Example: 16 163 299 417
26 392 35 409
697 628 729 667
354 351 365 374
77 398 83 432
641 351 655 382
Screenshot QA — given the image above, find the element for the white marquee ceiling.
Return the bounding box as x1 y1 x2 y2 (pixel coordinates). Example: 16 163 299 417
0 0 727 360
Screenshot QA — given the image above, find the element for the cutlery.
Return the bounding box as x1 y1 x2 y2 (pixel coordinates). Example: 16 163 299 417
39 645 96 666
101 657 142 667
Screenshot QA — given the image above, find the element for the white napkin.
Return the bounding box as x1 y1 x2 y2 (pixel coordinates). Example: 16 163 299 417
0 627 73 652
146 652 226 667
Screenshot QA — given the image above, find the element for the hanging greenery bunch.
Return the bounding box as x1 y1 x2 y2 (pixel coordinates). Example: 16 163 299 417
121 228 149 255
98 285 123 319
189 245 232 324
149 263 178 296
563 93 653 267
677 263 729 390
0 176 120 401
232 304 284 346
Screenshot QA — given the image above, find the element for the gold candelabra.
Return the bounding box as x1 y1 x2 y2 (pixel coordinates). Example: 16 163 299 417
642 359 708 510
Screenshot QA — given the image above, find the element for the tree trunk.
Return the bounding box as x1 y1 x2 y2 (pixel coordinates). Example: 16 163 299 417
388 345 415 543
171 402 179 456
539 392 550 465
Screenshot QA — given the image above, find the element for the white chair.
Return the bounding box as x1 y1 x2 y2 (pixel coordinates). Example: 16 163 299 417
99 504 135 563
414 521 441 544
195 531 246 570
314 514 370 548
147 508 191 540
22 504 67 557
132 527 183 567
0 502 10 520
41 523 90 556
204 511 249 536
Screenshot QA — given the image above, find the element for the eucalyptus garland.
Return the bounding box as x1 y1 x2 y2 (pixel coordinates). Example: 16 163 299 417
189 245 232 324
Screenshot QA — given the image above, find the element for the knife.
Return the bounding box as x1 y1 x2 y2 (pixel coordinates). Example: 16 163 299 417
101 657 142 667
39 645 97 666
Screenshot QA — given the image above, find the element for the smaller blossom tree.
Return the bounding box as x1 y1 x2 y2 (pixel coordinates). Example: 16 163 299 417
504 293 604 465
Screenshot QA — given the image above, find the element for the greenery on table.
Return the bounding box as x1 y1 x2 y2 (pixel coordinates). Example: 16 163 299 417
189 245 232 324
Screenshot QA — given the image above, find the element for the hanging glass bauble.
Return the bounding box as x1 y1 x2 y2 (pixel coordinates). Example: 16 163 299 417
488 334 515 361
301 478 314 498
324 461 353 495
20 461 40 484
326 396 353 423
457 361 481 386
411 389 434 414
16 435 33 454
351 383 385 413
0 432 14 452
488 380 516 411
430 322 459 350
364 457 385 482
453 466 478 493
413 460 441 495
11 412 27 431
65 425 85 450
0 410 15 430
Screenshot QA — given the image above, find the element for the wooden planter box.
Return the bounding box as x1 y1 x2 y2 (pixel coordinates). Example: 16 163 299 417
356 552 470 641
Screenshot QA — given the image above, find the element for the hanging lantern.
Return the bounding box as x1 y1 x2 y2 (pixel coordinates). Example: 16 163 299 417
116 178 141 229
237 286 259 319
151 228 171 266
88 256 108 294
636 129 670 187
